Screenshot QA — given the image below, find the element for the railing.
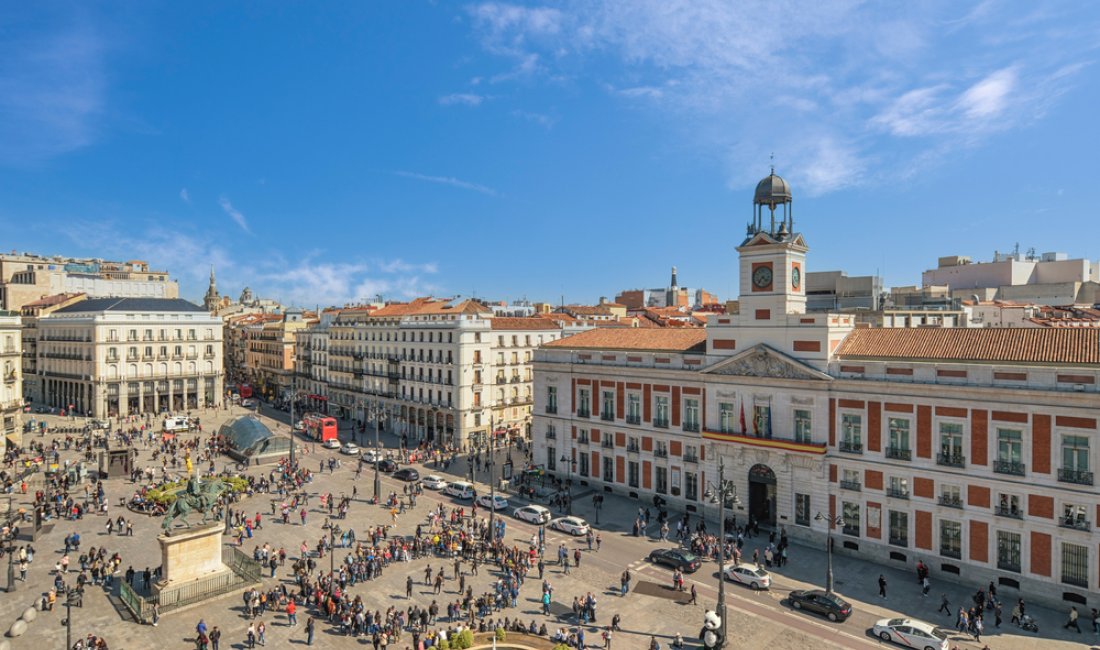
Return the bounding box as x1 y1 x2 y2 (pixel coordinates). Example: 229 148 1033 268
1063 573 1089 588
544 430 556 440
577 409 590 419
600 412 615 422
119 547 260 623
884 447 911 461
653 448 668 458
1059 517 1091 531
838 440 863 454
886 487 910 499
994 505 1023 519
653 418 669 429
626 443 640 453
601 438 614 449
888 535 908 548
1058 468 1094 486
545 405 557 415
625 415 641 425
936 453 966 468
682 422 700 433
938 495 963 509
683 454 699 464
842 524 860 537
940 546 962 559
993 460 1026 476
839 479 861 491
577 436 590 445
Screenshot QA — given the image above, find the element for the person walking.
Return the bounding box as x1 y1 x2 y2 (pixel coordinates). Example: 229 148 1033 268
305 617 315 646
1091 608 1100 635
878 574 887 599
688 584 698 606
938 593 951 615
209 626 221 650
921 576 930 597
286 599 297 626
1064 606 1082 633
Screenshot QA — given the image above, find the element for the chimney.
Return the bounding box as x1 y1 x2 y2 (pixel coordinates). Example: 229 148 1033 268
671 265 678 288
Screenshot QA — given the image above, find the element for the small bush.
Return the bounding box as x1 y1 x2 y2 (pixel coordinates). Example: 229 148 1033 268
435 638 450 650
495 627 506 642
451 629 474 649
553 644 571 650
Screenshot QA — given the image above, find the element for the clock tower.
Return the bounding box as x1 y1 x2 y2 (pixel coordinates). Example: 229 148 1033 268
736 168 807 319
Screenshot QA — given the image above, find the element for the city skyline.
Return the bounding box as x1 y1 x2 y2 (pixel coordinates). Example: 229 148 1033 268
1 2 1098 306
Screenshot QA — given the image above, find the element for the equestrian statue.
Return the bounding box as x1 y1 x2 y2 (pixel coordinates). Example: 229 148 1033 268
161 476 226 533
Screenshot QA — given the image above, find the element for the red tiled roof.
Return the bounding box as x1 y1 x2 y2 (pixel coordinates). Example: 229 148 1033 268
370 298 490 318
543 328 707 353
490 317 561 331
836 328 1100 365
22 292 84 308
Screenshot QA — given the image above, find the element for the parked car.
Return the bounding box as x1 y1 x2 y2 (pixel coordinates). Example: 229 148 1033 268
240 398 256 407
339 442 359 455
360 449 382 463
392 468 420 482
549 516 589 536
442 481 475 499
787 589 853 622
872 618 949 650
376 459 398 473
513 504 551 524
476 494 509 511
421 475 448 490
322 439 341 450
647 548 702 573
722 564 771 590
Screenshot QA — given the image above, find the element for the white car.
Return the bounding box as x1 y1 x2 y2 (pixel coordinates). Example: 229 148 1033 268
240 398 257 407
550 516 589 536
722 564 771 590
513 504 552 524
360 449 382 463
339 442 359 455
872 618 949 650
476 494 510 511
442 481 475 500
422 475 448 490
322 439 341 450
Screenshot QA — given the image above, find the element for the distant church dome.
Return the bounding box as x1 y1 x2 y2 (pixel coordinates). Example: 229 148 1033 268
754 169 792 208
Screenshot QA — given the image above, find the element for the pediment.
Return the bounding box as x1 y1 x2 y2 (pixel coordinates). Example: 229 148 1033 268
702 344 832 381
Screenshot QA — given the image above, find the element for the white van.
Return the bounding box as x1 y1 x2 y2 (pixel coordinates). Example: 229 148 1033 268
162 416 193 433
442 481 475 500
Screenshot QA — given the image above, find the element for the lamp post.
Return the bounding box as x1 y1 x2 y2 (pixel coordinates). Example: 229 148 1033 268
559 454 574 515
369 402 389 502
814 512 845 594
328 525 336 596
703 454 741 650
487 415 497 540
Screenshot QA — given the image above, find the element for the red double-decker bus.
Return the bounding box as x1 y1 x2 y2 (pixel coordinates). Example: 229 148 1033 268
301 414 338 442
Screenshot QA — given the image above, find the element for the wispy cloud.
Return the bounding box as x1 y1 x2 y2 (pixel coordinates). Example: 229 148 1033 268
464 1 1096 195
179 188 191 204
438 93 485 107
218 196 251 233
511 110 558 128
394 171 498 197
250 256 442 307
0 13 107 166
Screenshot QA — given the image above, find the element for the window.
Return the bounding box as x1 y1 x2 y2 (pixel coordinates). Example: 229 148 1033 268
545 424 557 440
654 395 670 428
1060 435 1092 485
887 476 909 499
578 453 589 477
840 469 861 490
996 493 1022 518
937 422 965 467
994 429 1025 475
655 466 668 494
940 520 962 559
996 531 1021 572
886 418 911 460
577 388 591 417
627 394 641 424
546 386 557 414
654 441 668 458
602 456 614 482
601 391 615 421
840 414 862 453
577 428 590 444
795 494 810 526
842 502 860 536
627 436 640 452
683 398 700 432
1061 543 1089 587
719 402 735 433
1062 504 1090 531
939 484 962 508
794 409 812 443
888 510 908 547
684 471 698 501
683 444 698 463
752 404 771 438
628 461 639 488
547 452 557 472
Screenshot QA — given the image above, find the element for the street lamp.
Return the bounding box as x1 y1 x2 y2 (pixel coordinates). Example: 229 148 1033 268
368 402 389 502
486 415 497 540
559 454 574 516
814 512 845 594
703 454 741 650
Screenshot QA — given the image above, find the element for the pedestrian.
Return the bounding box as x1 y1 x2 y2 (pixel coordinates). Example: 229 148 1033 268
151 602 160 627
257 620 266 646
602 626 613 649
1091 608 1100 634
286 599 297 625
973 615 983 642
210 626 221 650
246 622 256 648
878 574 887 599
1010 602 1022 626
305 617 315 646
1064 606 1081 633
921 576 930 597
689 583 698 605
994 601 1002 628
938 593 951 615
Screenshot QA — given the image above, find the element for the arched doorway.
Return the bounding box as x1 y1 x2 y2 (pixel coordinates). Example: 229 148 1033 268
748 464 777 528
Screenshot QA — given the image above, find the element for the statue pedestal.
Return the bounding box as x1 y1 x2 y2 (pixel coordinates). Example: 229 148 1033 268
155 522 228 590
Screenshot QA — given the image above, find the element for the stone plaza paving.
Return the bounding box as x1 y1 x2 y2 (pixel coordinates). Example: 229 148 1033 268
0 405 1096 649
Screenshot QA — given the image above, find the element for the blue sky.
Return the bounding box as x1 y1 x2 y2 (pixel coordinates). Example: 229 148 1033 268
1 2 1098 307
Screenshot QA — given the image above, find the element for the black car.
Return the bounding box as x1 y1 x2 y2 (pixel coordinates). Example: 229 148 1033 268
787 589 853 622
392 468 419 482
646 548 702 573
376 459 398 473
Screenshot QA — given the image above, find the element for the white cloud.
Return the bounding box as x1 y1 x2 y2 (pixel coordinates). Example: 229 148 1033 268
250 258 442 307
179 188 190 204
438 93 485 106
615 86 663 99
956 67 1016 119
511 110 558 128
218 196 251 233
394 171 498 196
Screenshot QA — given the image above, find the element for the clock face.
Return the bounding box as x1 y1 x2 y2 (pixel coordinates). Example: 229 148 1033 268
791 266 801 290
752 265 773 289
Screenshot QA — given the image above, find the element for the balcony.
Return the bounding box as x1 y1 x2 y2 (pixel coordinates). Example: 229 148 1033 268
545 405 557 415
993 460 1026 476
938 495 963 509
838 440 863 454
544 430 556 440
577 436 590 445
682 421 700 433
625 415 641 425
653 418 669 429
1058 468 1094 486
1059 517 1091 532
600 412 615 422
601 438 614 449
886 486 910 499
839 479 861 491
577 409 591 419
683 454 699 464
884 447 912 461
653 448 668 458
936 452 966 468
940 546 962 560
994 505 1023 519
626 443 640 453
